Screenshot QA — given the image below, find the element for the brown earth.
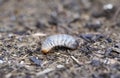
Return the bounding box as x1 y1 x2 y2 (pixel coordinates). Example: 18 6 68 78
0 0 120 78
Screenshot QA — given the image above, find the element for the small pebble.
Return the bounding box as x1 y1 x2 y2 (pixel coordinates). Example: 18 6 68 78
114 43 120 48
29 56 42 66
8 33 14 38
80 33 104 42
48 12 58 25
103 3 116 18
56 65 65 69
0 60 4 64
103 4 114 11
91 60 101 66
80 34 95 42
84 20 102 31
0 56 4 64
14 31 29 35
35 20 48 30
106 38 112 43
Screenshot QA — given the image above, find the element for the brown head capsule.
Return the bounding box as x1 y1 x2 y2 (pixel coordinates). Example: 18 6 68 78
41 34 79 53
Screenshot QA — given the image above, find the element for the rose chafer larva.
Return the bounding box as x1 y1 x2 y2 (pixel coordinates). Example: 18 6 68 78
41 34 79 53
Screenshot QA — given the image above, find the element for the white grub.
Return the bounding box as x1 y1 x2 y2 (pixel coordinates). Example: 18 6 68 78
41 34 79 53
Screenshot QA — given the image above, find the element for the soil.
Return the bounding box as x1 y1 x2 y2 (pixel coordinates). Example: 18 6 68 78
0 0 120 78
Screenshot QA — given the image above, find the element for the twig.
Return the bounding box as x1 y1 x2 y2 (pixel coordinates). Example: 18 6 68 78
36 68 55 76
31 33 47 37
36 65 65 76
66 50 82 66
70 56 82 66
113 7 120 21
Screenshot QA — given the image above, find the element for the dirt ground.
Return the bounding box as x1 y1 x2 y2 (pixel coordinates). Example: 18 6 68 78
0 0 120 78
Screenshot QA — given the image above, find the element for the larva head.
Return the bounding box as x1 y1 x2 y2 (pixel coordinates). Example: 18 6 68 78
41 38 53 53
41 50 49 54
41 47 51 54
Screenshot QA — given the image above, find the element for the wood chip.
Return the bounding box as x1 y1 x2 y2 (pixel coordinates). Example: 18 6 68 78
36 68 55 76
71 56 82 66
32 33 47 37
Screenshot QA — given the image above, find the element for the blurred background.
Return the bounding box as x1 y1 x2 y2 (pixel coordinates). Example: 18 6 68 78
0 0 120 35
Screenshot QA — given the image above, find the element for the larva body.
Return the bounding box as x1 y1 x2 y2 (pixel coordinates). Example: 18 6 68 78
41 34 79 53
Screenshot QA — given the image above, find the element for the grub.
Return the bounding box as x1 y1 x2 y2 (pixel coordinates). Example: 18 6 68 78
0 0 120 78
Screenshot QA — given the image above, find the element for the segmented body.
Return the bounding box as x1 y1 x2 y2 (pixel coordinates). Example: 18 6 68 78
41 34 79 53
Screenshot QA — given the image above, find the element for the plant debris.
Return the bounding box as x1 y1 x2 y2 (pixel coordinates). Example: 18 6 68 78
0 0 120 78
